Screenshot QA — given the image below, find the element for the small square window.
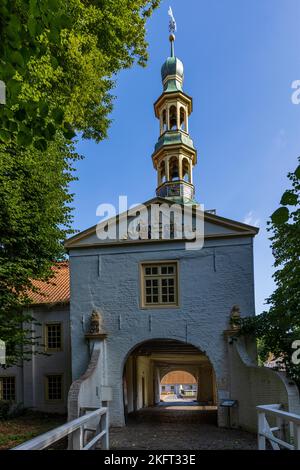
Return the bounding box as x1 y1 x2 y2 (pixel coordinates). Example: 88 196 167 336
45 323 62 351
141 262 178 307
0 377 15 401
46 375 63 401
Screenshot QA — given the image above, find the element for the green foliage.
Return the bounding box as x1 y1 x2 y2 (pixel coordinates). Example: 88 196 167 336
240 159 300 384
256 338 269 367
0 135 80 366
0 0 160 147
0 0 160 366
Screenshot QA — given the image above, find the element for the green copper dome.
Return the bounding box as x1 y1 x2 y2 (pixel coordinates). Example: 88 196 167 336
161 56 184 82
160 37 184 92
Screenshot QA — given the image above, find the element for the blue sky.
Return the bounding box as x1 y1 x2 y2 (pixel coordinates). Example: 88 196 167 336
70 0 300 314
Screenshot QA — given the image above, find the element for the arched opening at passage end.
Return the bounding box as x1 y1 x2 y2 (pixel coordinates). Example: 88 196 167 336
160 370 197 402
122 338 218 425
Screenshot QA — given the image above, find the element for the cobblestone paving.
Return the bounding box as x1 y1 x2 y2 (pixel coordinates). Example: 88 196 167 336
109 410 257 450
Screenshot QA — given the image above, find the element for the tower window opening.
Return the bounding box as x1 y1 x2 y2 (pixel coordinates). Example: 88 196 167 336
180 107 186 131
182 158 190 182
169 105 177 130
160 160 166 184
162 109 167 132
169 156 180 181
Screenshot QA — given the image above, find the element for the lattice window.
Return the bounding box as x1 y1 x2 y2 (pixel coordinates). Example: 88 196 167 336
46 375 63 401
142 262 178 307
45 323 62 351
0 376 16 401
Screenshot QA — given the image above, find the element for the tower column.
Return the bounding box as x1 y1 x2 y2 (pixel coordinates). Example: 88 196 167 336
177 105 180 131
166 106 170 131
159 111 163 135
166 157 170 181
157 166 161 186
189 160 193 185
179 155 183 180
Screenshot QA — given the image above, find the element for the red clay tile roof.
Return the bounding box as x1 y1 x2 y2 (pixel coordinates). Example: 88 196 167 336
29 262 70 305
161 371 197 385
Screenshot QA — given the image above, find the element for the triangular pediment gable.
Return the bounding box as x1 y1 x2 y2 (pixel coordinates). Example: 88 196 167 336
65 197 259 249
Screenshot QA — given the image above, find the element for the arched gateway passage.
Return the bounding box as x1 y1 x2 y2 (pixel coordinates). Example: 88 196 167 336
123 339 218 424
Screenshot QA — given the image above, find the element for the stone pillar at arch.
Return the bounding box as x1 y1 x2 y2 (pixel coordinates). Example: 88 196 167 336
197 364 214 404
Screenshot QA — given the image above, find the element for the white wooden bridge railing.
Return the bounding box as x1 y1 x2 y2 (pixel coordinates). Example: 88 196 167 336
257 404 300 450
12 407 109 450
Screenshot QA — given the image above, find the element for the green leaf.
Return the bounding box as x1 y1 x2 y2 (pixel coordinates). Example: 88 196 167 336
48 27 60 43
27 17 36 38
0 63 15 80
57 14 72 29
8 120 18 133
46 123 56 137
295 165 300 180
280 191 298 206
39 102 49 118
0 129 11 143
10 51 24 68
15 108 27 121
8 79 22 100
7 17 21 34
52 108 64 124
24 101 39 115
47 0 59 10
17 131 33 146
50 56 59 69
271 207 290 225
62 124 76 140
33 138 48 151
33 125 44 137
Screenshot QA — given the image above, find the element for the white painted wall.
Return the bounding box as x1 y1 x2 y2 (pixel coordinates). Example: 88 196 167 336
69 237 257 426
1 304 71 414
228 337 300 431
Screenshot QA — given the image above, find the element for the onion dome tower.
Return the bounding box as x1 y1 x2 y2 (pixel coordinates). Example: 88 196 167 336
152 15 197 204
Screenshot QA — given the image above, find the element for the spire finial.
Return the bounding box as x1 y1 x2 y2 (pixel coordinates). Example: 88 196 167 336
168 6 177 35
168 6 176 57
